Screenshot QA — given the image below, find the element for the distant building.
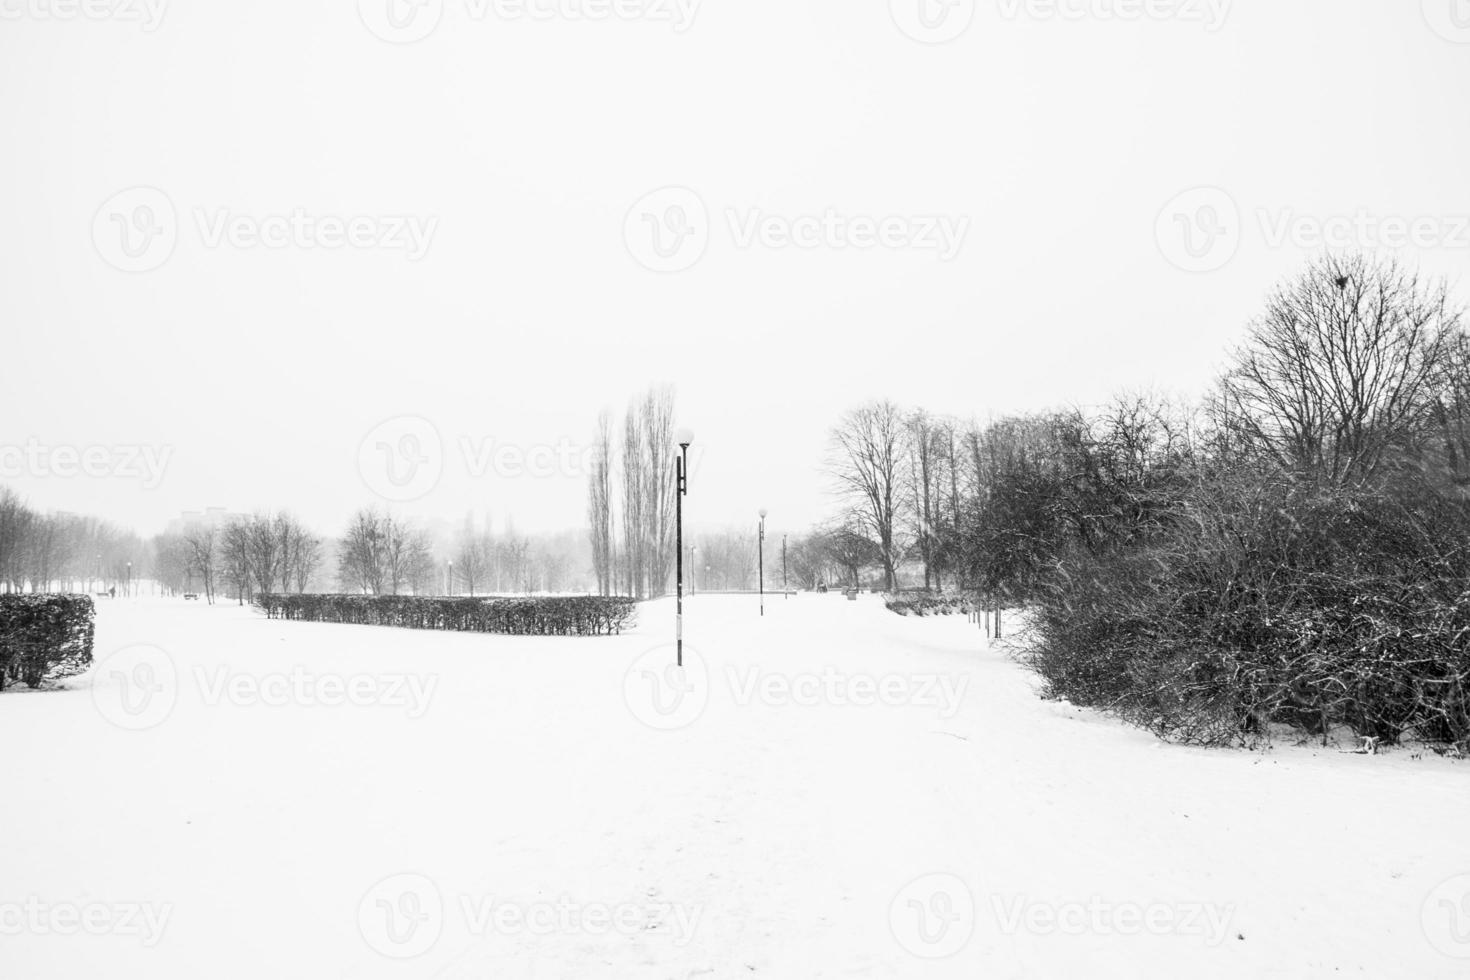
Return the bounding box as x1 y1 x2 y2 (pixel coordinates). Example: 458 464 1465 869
164 507 244 537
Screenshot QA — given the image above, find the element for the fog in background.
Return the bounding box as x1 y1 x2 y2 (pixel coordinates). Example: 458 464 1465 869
2 0 1467 538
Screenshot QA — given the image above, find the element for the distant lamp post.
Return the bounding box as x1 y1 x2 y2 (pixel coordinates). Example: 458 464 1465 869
782 534 788 599
126 561 132 598
758 509 767 617
689 546 697 597
675 428 694 667
447 560 453 596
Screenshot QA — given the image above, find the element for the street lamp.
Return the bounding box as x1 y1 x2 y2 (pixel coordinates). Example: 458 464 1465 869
758 509 767 617
447 560 453 596
126 561 132 598
675 428 694 667
689 545 696 597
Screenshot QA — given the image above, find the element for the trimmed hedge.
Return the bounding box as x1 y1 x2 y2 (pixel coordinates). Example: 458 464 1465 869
0 594 96 689
885 592 975 617
253 594 637 637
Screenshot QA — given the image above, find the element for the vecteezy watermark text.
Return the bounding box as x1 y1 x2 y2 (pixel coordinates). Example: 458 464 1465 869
995 0 1231 30
0 0 168 30
624 187 971 273
0 440 172 489
357 0 700 44
195 666 438 719
726 666 970 719
93 187 437 273
1156 187 1470 273
990 895 1236 945
357 873 702 959
0 898 173 947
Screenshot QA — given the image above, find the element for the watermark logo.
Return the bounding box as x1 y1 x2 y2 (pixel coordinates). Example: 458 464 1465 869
726 667 969 718
193 209 436 260
727 209 969 261
92 187 177 274
91 644 178 731
358 0 444 43
623 644 708 730
194 667 438 718
0 440 173 489
359 0 699 42
0 898 173 947
890 873 975 959
1257 209 1470 252
93 188 438 272
1423 873 1470 959
459 436 598 479
1158 188 1470 272
359 873 444 958
0 0 168 30
889 0 975 44
1423 0 1470 43
359 416 444 503
625 186 709 273
626 187 971 273
996 0 1231 30
1155 186 1240 273
991 895 1235 945
460 894 702 944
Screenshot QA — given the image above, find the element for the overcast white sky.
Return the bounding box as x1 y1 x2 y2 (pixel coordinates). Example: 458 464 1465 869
1 0 1468 539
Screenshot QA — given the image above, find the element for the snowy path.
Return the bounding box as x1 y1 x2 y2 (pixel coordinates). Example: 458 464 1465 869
2 594 1466 978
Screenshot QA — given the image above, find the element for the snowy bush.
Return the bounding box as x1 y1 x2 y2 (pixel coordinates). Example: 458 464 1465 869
0 594 96 689
253 594 637 637
884 592 974 617
1027 481 1470 748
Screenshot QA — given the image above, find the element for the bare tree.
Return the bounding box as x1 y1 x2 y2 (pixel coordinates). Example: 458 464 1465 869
1217 254 1461 486
640 387 678 598
220 519 254 603
454 517 488 595
620 406 648 597
829 400 905 591
0 488 32 592
337 509 385 595
182 524 219 603
587 410 615 595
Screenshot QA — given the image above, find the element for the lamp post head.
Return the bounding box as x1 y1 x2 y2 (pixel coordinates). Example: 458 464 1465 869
759 508 768 520
675 427 694 448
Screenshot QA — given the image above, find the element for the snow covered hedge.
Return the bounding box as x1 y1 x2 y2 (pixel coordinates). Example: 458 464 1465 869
1027 484 1470 748
0 594 96 689
253 594 637 637
884 593 974 617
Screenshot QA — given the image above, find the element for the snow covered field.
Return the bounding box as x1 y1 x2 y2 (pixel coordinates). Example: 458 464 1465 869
3 593 1467 978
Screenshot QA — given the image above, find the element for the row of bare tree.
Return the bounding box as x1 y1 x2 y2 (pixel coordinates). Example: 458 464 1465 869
586 387 679 599
449 518 576 595
822 254 1470 595
153 512 324 603
0 489 145 593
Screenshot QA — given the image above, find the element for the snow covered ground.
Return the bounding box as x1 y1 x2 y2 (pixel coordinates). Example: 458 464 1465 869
3 593 1467 978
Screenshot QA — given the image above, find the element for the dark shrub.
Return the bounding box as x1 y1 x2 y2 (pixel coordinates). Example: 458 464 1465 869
0 594 96 689
884 592 975 617
253 594 637 637
1028 480 1470 747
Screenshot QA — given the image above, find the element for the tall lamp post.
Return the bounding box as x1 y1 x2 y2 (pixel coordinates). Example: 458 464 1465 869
675 429 694 667
758 509 767 617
